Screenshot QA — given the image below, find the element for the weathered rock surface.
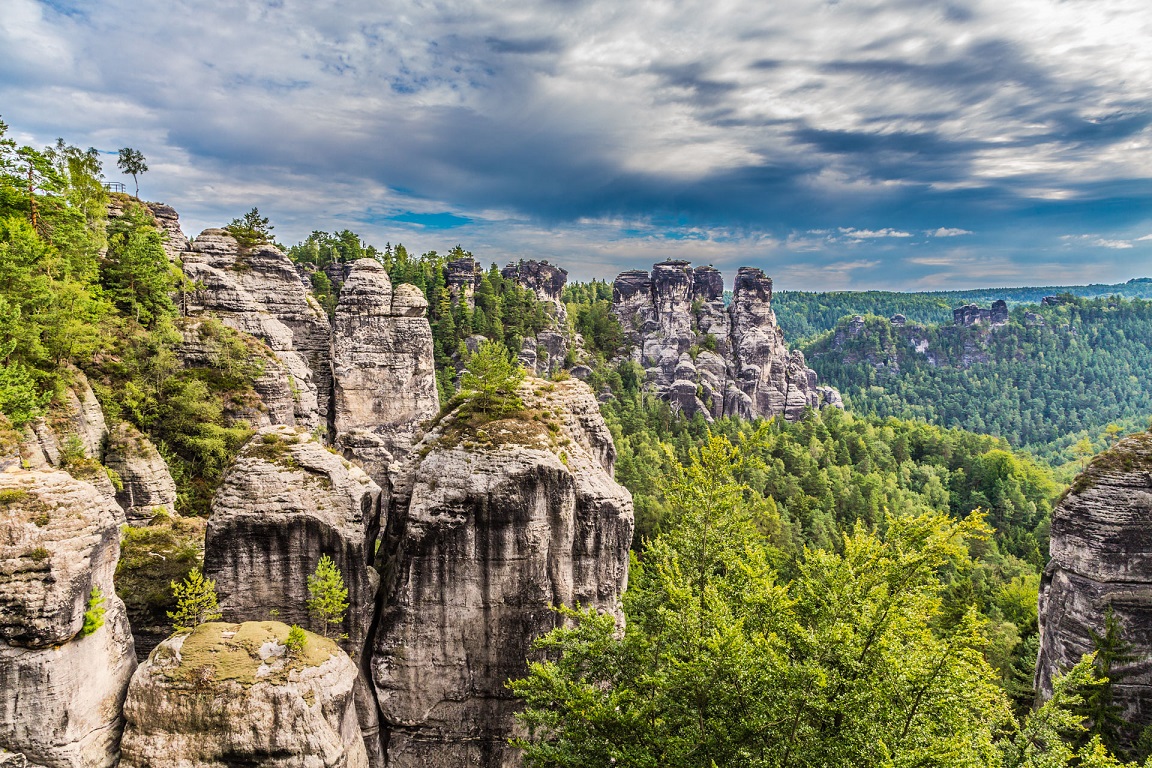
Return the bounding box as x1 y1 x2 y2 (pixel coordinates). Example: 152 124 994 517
120 621 368 768
613 261 839 421
1037 433 1152 733
181 229 331 428
103 423 177 525
953 300 1008 327
145 202 190 258
0 468 136 767
373 378 634 767
333 260 440 486
446 257 482 308
203 426 384 766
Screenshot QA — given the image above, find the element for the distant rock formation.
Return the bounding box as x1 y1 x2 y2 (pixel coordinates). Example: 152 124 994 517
953 300 1008 327
446 257 483 308
0 468 137 767
333 259 440 486
372 378 634 767
612 261 840 421
120 622 368 768
1036 433 1152 737
502 259 575 376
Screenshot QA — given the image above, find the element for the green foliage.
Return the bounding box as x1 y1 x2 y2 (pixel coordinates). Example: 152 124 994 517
805 297 1152 463
79 587 106 638
169 567 222 632
225 206 274 249
102 201 177 325
116 147 147 198
461 340 526 415
512 434 1013 767
284 624 307 656
1077 608 1140 755
307 554 349 638
116 514 205 635
0 361 48 427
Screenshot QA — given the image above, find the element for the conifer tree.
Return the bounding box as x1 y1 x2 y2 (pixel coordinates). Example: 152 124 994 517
461 340 524 415
169 567 222 632
307 554 349 638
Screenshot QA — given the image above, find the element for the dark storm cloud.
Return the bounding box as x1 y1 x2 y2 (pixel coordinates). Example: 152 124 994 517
1 0 1151 288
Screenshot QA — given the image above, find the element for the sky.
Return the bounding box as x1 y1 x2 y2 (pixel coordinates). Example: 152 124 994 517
3 0 1152 290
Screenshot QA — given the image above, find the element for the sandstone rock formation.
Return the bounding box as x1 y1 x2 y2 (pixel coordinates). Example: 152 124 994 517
145 202 190 258
333 259 440 485
502 260 575 377
203 425 384 765
0 468 136 767
120 621 368 768
1036 433 1152 733
180 228 331 428
103 423 177 525
373 378 634 767
446 257 482 308
613 261 840 421
953 300 1008 327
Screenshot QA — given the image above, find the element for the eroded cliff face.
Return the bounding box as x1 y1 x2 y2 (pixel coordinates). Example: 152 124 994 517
0 468 137 767
180 228 332 429
333 259 440 486
372 378 634 768
1037 433 1152 730
202 425 385 766
613 261 840 421
120 622 368 768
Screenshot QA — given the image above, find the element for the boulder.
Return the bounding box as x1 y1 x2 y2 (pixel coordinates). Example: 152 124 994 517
120 622 368 768
0 468 136 767
372 378 634 768
103 423 177 525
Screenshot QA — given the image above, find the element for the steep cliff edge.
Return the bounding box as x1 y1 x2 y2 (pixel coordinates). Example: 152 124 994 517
0 468 137 767
372 378 634 768
613 261 839 421
1036 432 1152 732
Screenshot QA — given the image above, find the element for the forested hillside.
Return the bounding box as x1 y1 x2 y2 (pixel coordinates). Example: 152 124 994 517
775 278 1152 342
804 296 1152 463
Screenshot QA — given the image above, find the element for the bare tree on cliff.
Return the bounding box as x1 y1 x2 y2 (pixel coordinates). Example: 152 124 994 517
117 147 147 199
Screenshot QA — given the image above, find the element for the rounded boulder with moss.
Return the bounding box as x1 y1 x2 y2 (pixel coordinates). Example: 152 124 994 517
120 621 368 767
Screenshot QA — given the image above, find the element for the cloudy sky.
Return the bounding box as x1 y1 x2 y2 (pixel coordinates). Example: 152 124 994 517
3 0 1151 289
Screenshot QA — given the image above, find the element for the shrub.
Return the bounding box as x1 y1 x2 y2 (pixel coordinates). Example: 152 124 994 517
79 587 106 637
307 554 349 638
169 567 222 632
285 624 307 656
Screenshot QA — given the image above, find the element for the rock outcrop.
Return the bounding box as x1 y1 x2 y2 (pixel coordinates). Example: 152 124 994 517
103 423 177 525
0 468 136 767
333 259 440 485
613 261 839 421
145 202 190 258
1036 433 1152 734
120 621 368 768
953 300 1008 327
446 257 482 308
502 260 575 377
372 378 634 767
180 229 332 429
203 425 384 766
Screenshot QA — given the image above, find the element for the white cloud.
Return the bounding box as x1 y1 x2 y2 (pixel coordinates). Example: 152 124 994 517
930 228 974 237
838 228 913 240
1095 239 1134 249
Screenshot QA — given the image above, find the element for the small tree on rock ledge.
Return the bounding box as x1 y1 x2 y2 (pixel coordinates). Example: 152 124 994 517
307 554 348 639
169 567 222 632
461 340 525 416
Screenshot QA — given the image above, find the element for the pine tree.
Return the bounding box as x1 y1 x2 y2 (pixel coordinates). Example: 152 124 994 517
168 567 223 632
307 554 349 638
116 147 147 199
461 340 524 415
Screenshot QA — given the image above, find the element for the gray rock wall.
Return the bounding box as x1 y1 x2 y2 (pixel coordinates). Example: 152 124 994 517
0 469 137 768
372 378 633 768
1036 433 1152 733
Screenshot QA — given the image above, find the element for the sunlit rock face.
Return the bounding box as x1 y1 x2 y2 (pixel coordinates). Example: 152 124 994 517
1037 432 1152 736
0 468 137 768
371 378 633 768
332 258 440 488
612 261 840 421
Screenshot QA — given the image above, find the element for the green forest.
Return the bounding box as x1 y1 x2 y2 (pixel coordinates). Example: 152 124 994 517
803 297 1152 464
3 117 1152 765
